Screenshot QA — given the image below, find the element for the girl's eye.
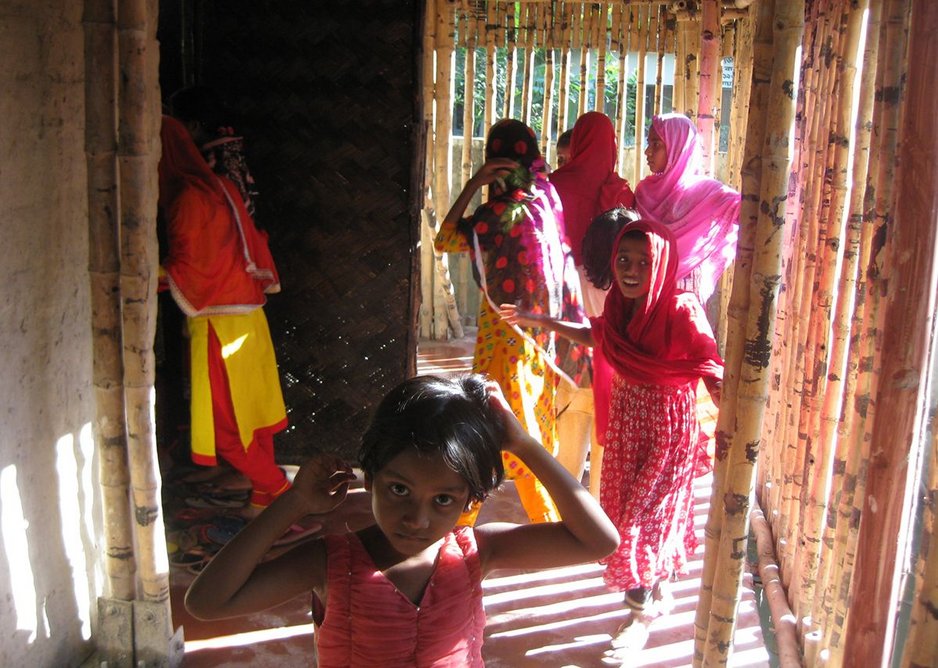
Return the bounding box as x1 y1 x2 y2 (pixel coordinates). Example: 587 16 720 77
389 483 409 497
434 495 455 507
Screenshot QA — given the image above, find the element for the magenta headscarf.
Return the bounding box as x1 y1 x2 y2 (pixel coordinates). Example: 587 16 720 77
550 112 635 265
634 113 739 303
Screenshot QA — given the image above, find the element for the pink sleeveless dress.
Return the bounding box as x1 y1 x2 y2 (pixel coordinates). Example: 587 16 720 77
316 526 486 667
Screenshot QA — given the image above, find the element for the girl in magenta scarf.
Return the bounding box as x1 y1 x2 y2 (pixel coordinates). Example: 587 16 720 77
635 113 739 304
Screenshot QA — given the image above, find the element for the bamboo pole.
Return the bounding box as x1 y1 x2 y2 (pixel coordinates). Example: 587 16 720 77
521 3 535 126
751 506 803 668
813 0 880 646
505 6 518 119
84 0 136 603
790 1 867 629
843 0 933 663
615 4 630 174
775 2 839 578
461 23 476 190
697 0 720 175
577 4 591 116
117 0 169 607
694 0 773 661
900 415 938 667
633 5 648 184
420 0 438 340
557 1 572 133
699 1 804 664
654 4 666 117
484 0 497 131
541 6 555 158
825 2 905 659
595 3 607 113
681 7 700 123
726 9 754 191
431 0 456 340
673 7 686 115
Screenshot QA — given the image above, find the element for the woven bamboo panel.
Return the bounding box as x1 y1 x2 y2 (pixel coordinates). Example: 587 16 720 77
173 0 422 462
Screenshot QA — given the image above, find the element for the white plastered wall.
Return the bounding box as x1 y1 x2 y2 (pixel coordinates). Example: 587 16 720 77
0 2 102 665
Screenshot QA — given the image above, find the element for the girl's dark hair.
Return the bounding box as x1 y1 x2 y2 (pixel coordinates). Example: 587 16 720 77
168 85 230 130
359 374 506 504
582 207 642 289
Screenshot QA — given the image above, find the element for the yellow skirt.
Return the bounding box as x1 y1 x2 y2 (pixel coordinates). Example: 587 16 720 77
188 308 287 463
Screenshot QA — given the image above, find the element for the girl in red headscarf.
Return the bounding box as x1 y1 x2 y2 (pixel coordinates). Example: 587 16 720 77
159 115 290 514
549 111 637 498
500 213 723 649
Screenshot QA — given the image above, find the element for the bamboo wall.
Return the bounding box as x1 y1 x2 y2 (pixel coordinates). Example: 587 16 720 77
423 1 938 666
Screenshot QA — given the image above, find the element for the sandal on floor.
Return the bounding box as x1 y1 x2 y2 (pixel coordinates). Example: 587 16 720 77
610 612 652 651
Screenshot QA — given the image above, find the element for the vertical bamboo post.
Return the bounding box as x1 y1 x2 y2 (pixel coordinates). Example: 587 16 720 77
699 0 804 664
577 4 591 116
461 15 476 190
84 0 135 603
484 1 497 132
633 5 648 184
694 0 773 660
420 0 439 340
697 0 720 174
826 2 905 659
900 419 938 668
680 8 700 122
654 5 666 117
673 6 686 115
793 0 868 630
117 0 168 608
557 1 573 133
521 3 536 126
505 5 517 119
813 0 880 645
594 3 607 114
843 0 932 664
726 9 754 191
541 6 555 158
615 4 630 174
431 0 456 340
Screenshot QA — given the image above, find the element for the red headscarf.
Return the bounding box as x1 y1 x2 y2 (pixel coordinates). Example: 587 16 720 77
590 219 723 387
550 112 636 264
159 115 280 316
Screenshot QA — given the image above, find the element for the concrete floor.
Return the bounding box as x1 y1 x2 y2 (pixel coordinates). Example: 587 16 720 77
170 332 770 667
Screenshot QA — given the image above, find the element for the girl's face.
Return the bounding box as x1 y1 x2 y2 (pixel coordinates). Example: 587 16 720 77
644 126 668 174
613 235 652 300
366 449 471 557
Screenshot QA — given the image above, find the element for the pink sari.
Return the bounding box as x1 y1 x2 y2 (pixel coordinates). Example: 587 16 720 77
634 113 739 304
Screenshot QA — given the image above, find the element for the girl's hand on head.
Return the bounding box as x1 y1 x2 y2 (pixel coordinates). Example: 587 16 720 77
289 453 356 516
484 380 537 456
471 158 521 188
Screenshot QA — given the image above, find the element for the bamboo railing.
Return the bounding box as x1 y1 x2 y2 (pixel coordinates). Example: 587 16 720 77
421 2 938 666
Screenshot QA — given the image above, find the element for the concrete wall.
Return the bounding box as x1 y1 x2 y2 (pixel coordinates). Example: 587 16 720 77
0 2 100 665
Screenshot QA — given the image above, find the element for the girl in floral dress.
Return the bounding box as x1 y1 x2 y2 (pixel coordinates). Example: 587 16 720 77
500 214 723 648
435 119 589 524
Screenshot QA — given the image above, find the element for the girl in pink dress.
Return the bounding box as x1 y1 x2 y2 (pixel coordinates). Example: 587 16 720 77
186 374 618 666
501 215 724 649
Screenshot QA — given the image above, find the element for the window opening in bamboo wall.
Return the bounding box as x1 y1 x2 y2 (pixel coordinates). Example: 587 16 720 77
420 1 738 340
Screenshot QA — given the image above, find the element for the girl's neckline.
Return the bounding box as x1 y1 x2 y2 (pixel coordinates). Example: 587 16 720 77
352 527 451 607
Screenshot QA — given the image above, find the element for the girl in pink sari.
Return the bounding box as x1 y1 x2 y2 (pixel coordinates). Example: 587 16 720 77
635 113 739 305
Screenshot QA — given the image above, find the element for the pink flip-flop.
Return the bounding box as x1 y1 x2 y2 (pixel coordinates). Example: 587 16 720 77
272 521 324 547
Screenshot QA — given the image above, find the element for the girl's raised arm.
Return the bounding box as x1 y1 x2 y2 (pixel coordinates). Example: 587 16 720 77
185 454 356 620
498 303 596 347
475 385 618 574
